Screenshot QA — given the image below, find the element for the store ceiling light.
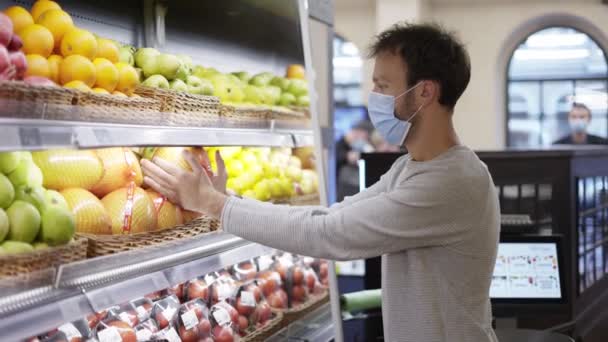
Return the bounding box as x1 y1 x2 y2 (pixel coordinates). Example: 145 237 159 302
526 33 587 48
513 49 590 60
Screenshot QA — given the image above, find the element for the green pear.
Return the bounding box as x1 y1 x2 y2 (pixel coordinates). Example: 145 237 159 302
0 208 8 242
170 79 189 92
157 54 182 80
0 174 14 209
0 151 21 174
20 151 33 162
134 68 144 82
118 46 135 66
8 160 43 188
278 93 296 107
142 75 170 89
6 200 40 243
193 66 219 79
175 63 191 81
250 72 274 87
177 54 193 68
33 242 48 250
244 85 264 104
141 56 160 78
210 74 233 102
230 84 245 103
186 75 213 95
0 240 34 254
296 95 310 107
232 71 251 83
287 79 308 96
270 77 291 91
261 85 282 105
134 48 160 68
45 189 69 211
39 206 75 246
14 185 46 212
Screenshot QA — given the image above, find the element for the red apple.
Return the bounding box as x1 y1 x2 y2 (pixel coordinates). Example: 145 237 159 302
105 321 136 342
0 13 13 47
24 75 56 87
0 45 9 73
9 51 26 79
7 34 22 51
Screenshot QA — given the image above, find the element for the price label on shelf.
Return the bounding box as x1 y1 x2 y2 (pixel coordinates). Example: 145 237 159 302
98 327 122 342
213 309 231 326
58 323 82 340
163 307 176 321
18 127 41 148
135 305 147 319
241 291 256 307
136 328 153 341
217 284 232 301
163 327 181 342
181 309 199 330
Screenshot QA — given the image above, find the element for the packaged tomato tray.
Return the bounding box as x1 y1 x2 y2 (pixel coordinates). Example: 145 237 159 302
229 280 273 336
204 272 238 306
209 300 241 342
163 283 185 304
255 255 288 309
107 304 140 328
175 298 212 342
184 276 211 304
229 259 258 281
150 294 181 330
95 318 137 342
129 297 154 323
133 319 159 341
38 318 91 342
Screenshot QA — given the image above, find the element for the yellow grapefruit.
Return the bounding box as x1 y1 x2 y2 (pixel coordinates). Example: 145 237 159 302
36 9 73 50
31 0 62 21
60 55 96 87
47 54 62 83
146 190 183 230
18 24 54 57
32 150 104 190
96 38 119 63
60 27 97 60
63 80 91 92
114 62 139 95
93 58 118 92
4 6 34 33
91 148 143 197
92 87 109 94
102 186 157 234
61 188 112 235
25 54 50 78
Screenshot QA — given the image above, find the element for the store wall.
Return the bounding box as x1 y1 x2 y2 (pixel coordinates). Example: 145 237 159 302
335 0 608 150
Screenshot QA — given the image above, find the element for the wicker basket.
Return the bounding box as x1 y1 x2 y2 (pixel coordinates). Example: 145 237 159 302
77 216 219 258
0 236 88 279
74 92 164 125
135 86 220 126
270 106 309 121
0 81 78 120
219 104 270 128
241 311 284 342
274 291 330 328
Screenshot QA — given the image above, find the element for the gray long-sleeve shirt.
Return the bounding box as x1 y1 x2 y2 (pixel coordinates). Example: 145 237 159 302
221 145 500 342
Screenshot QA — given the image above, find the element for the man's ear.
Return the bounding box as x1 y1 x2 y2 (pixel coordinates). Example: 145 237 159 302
420 80 439 104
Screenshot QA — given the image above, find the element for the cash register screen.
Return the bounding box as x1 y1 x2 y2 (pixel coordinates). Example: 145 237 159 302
490 242 562 299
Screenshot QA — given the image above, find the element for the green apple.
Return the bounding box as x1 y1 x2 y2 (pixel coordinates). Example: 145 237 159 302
193 66 219 79
6 200 41 243
141 58 159 78
0 240 34 254
134 68 144 82
0 208 8 242
186 75 213 95
287 79 308 96
249 72 273 87
0 151 21 174
45 189 69 211
177 54 193 68
243 85 264 104
253 179 271 201
296 95 310 107
8 160 43 188
230 84 245 103
270 76 291 91
142 75 170 89
278 93 296 106
39 206 75 246
0 174 14 209
157 54 182 80
14 185 46 212
268 178 283 198
261 85 282 105
231 71 251 83
210 74 233 102
134 47 160 69
20 151 33 162
119 46 135 66
175 63 191 81
33 241 48 250
169 79 189 92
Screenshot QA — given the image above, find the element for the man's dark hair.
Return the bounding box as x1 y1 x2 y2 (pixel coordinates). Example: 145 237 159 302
369 22 471 109
572 102 591 117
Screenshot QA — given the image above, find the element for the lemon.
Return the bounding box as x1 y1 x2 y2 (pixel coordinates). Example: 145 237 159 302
25 54 50 78
96 38 120 63
60 27 97 60
46 54 62 83
93 58 118 92
93 87 110 94
36 9 73 50
114 62 139 95
18 24 54 57
4 6 34 33
64 80 91 92
60 55 96 87
31 0 61 21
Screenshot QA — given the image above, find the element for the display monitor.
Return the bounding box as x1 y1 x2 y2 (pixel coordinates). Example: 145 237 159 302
490 236 564 301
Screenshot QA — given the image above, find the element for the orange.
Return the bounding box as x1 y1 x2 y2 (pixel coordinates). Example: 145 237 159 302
63 80 91 92
4 6 34 33
60 55 96 87
93 87 110 94
36 9 73 50
60 27 97 60
31 0 62 21
96 38 120 63
112 91 127 97
25 54 50 78
114 62 139 95
18 24 54 57
47 54 62 84
93 58 118 92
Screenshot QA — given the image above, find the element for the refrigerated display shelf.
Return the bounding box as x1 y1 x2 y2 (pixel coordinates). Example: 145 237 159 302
267 302 334 342
0 117 315 151
0 233 275 341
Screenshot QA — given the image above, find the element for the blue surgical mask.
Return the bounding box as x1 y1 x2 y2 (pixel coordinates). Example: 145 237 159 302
570 118 588 133
368 82 423 146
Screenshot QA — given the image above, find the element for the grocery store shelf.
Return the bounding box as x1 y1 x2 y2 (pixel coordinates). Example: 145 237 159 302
0 232 275 341
0 117 315 151
267 302 334 342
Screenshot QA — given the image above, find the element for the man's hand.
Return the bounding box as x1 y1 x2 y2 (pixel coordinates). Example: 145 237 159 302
141 149 228 219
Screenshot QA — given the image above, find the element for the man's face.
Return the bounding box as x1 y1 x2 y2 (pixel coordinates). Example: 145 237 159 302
569 107 591 123
372 51 418 121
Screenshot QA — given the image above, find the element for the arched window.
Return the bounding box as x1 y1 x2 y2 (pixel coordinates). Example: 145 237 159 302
507 27 608 147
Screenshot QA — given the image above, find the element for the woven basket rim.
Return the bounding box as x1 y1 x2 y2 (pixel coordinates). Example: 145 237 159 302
241 311 284 341
0 235 88 261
